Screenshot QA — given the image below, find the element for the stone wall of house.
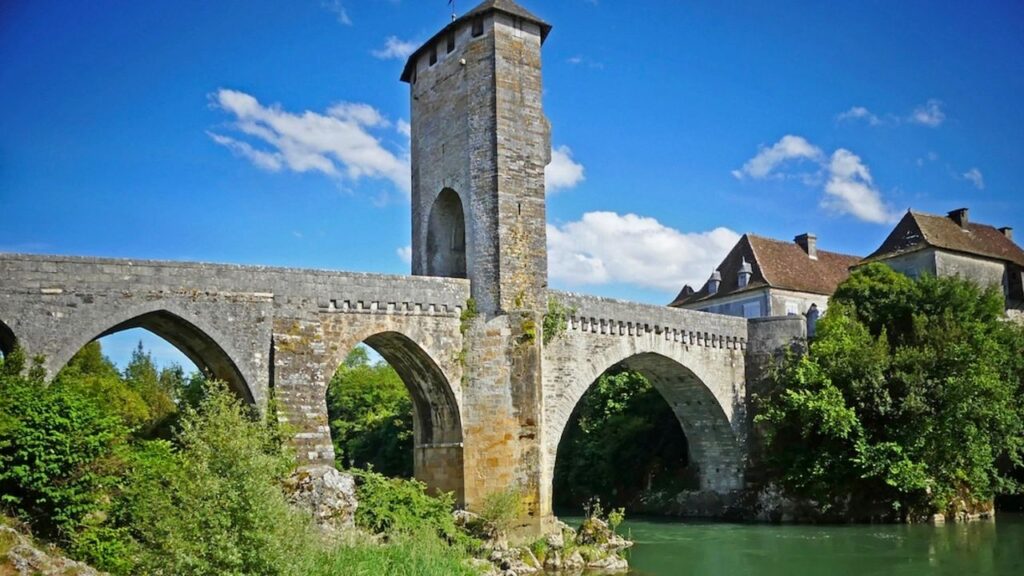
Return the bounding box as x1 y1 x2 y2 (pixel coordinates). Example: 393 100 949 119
934 250 1006 288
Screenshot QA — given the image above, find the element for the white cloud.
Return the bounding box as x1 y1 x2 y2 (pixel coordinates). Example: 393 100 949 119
731 135 823 179
547 212 740 292
396 119 411 138
397 245 412 264
836 106 881 126
963 167 985 190
734 136 898 224
545 145 585 192
823 149 897 224
323 0 352 25
207 132 283 171
373 36 418 60
209 89 410 194
909 99 945 127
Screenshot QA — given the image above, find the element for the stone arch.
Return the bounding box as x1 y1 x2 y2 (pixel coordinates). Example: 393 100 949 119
546 351 743 505
425 188 467 279
0 319 16 358
51 303 255 404
327 329 464 501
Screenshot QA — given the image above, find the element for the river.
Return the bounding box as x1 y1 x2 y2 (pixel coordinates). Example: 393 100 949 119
616 513 1024 576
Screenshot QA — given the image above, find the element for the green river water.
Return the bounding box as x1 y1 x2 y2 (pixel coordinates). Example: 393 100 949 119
616 513 1024 576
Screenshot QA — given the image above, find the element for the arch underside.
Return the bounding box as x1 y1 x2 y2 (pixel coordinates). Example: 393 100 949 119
100 310 254 404
355 331 464 502
617 353 742 491
361 331 462 446
551 352 743 496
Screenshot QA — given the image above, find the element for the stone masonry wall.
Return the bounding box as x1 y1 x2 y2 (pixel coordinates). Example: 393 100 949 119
541 290 751 520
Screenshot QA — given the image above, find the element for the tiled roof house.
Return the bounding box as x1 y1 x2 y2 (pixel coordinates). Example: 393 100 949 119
670 233 861 320
862 208 1024 310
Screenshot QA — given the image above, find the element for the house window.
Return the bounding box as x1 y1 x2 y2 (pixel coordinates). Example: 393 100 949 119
447 33 456 53
742 302 761 319
785 301 799 316
472 17 484 37
429 45 438 66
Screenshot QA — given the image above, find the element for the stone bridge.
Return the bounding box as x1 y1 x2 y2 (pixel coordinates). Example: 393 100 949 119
0 1 804 534
0 252 801 528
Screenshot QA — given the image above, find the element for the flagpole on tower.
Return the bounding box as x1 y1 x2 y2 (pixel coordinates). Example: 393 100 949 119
450 0 456 22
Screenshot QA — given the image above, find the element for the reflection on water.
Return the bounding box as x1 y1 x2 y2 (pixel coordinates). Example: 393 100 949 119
613 513 1024 576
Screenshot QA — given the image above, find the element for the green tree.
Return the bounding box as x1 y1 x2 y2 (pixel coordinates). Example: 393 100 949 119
123 342 177 431
100 383 309 575
757 263 1024 519
327 347 414 477
0 348 130 540
55 341 153 429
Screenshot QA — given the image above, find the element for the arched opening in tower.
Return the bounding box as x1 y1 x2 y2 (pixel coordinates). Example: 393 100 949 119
426 188 467 279
326 333 464 502
552 364 698 515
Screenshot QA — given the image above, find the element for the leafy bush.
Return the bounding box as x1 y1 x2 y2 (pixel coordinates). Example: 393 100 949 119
757 264 1024 518
476 488 523 539
350 467 465 545
0 352 130 540
105 383 309 575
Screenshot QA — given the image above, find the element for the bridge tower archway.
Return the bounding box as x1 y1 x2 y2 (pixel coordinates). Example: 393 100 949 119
328 330 464 503
425 188 467 279
546 352 743 516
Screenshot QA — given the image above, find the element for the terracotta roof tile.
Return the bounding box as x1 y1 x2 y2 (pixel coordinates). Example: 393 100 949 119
670 234 861 307
866 210 1024 267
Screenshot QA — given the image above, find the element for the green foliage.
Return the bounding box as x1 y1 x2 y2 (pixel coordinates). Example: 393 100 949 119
607 507 625 534
350 467 469 547
1 340 481 575
553 368 693 510
459 298 478 335
0 351 130 541
327 347 413 477
475 488 523 539
54 342 152 430
298 532 480 576
542 297 575 345
91 383 309 575
757 263 1024 518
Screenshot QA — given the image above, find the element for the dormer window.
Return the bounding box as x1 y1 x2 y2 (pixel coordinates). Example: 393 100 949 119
738 258 752 288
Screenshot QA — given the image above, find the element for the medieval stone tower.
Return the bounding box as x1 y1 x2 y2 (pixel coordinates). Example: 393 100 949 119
402 0 553 530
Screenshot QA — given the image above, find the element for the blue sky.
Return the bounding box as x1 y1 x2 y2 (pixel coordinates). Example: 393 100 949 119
2 0 1023 368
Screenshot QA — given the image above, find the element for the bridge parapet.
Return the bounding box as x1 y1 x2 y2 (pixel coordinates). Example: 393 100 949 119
547 290 748 351
0 253 468 310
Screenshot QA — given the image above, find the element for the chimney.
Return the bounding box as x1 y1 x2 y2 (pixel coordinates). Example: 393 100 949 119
795 233 818 260
999 227 1014 241
708 270 722 295
948 208 969 228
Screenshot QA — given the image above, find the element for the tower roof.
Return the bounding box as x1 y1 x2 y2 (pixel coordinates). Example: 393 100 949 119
400 0 551 83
